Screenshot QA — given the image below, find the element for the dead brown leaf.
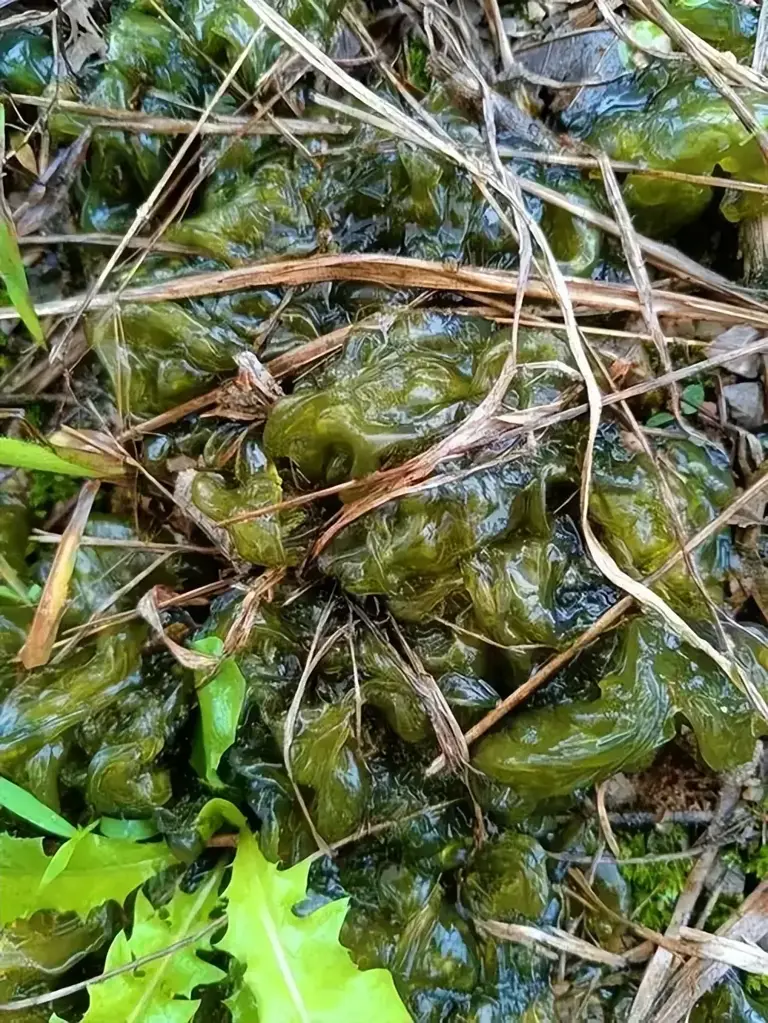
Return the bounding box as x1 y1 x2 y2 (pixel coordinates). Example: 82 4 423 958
61 0 106 73
19 480 100 669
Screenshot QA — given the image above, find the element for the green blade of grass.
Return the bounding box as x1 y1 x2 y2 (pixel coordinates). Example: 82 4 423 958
0 217 44 343
0 105 44 344
0 437 103 477
0 777 76 837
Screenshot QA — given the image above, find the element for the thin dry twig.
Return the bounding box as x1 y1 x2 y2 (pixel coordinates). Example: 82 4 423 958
9 94 351 136
496 147 768 195
328 799 461 853
477 919 629 968
628 781 742 1023
596 781 621 859
283 597 340 856
29 533 215 554
1 254 768 328
651 879 768 1022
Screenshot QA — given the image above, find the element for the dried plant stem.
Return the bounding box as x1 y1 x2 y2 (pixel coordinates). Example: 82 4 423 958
495 147 768 195
652 879 768 1022
30 534 215 553
628 781 741 1023
739 0 768 286
329 800 461 852
2 254 768 328
477 919 628 968
17 233 199 253
54 578 232 644
283 598 342 856
9 96 349 136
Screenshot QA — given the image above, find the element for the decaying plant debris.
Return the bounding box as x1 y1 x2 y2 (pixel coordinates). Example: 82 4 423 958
1 0 768 1019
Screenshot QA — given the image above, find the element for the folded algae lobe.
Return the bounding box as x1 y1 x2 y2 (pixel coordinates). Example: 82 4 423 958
1 0 767 1017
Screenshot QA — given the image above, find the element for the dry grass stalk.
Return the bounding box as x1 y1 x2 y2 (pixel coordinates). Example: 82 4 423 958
222 567 285 656
53 550 176 664
596 154 683 415
477 919 629 968
19 479 99 669
3 254 768 328
29 533 215 553
266 321 359 378
589 162 734 662
137 586 219 671
628 781 742 1023
389 616 470 771
283 597 341 857
17 232 199 254
652 879 768 1021
173 469 249 572
631 0 768 92
495 332 768 431
0 915 225 1014
482 0 515 70
515 175 747 301
328 799 462 853
595 781 621 859
9 94 351 136
119 390 223 442
54 578 232 646
739 0 768 286
496 148 768 194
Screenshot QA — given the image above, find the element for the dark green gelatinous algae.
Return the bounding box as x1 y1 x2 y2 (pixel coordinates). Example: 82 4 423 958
1 0 767 1018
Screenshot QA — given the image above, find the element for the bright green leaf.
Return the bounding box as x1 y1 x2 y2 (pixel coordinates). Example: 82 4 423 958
0 777 76 838
226 983 261 1020
191 636 246 788
646 411 674 428
0 552 30 605
681 382 705 409
99 817 160 841
195 798 247 841
0 437 103 477
81 871 226 1023
0 103 42 345
0 217 43 344
217 828 409 1023
40 821 100 888
0 831 175 925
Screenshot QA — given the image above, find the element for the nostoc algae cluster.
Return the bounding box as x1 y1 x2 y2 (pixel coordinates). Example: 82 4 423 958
2 0 768 1019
